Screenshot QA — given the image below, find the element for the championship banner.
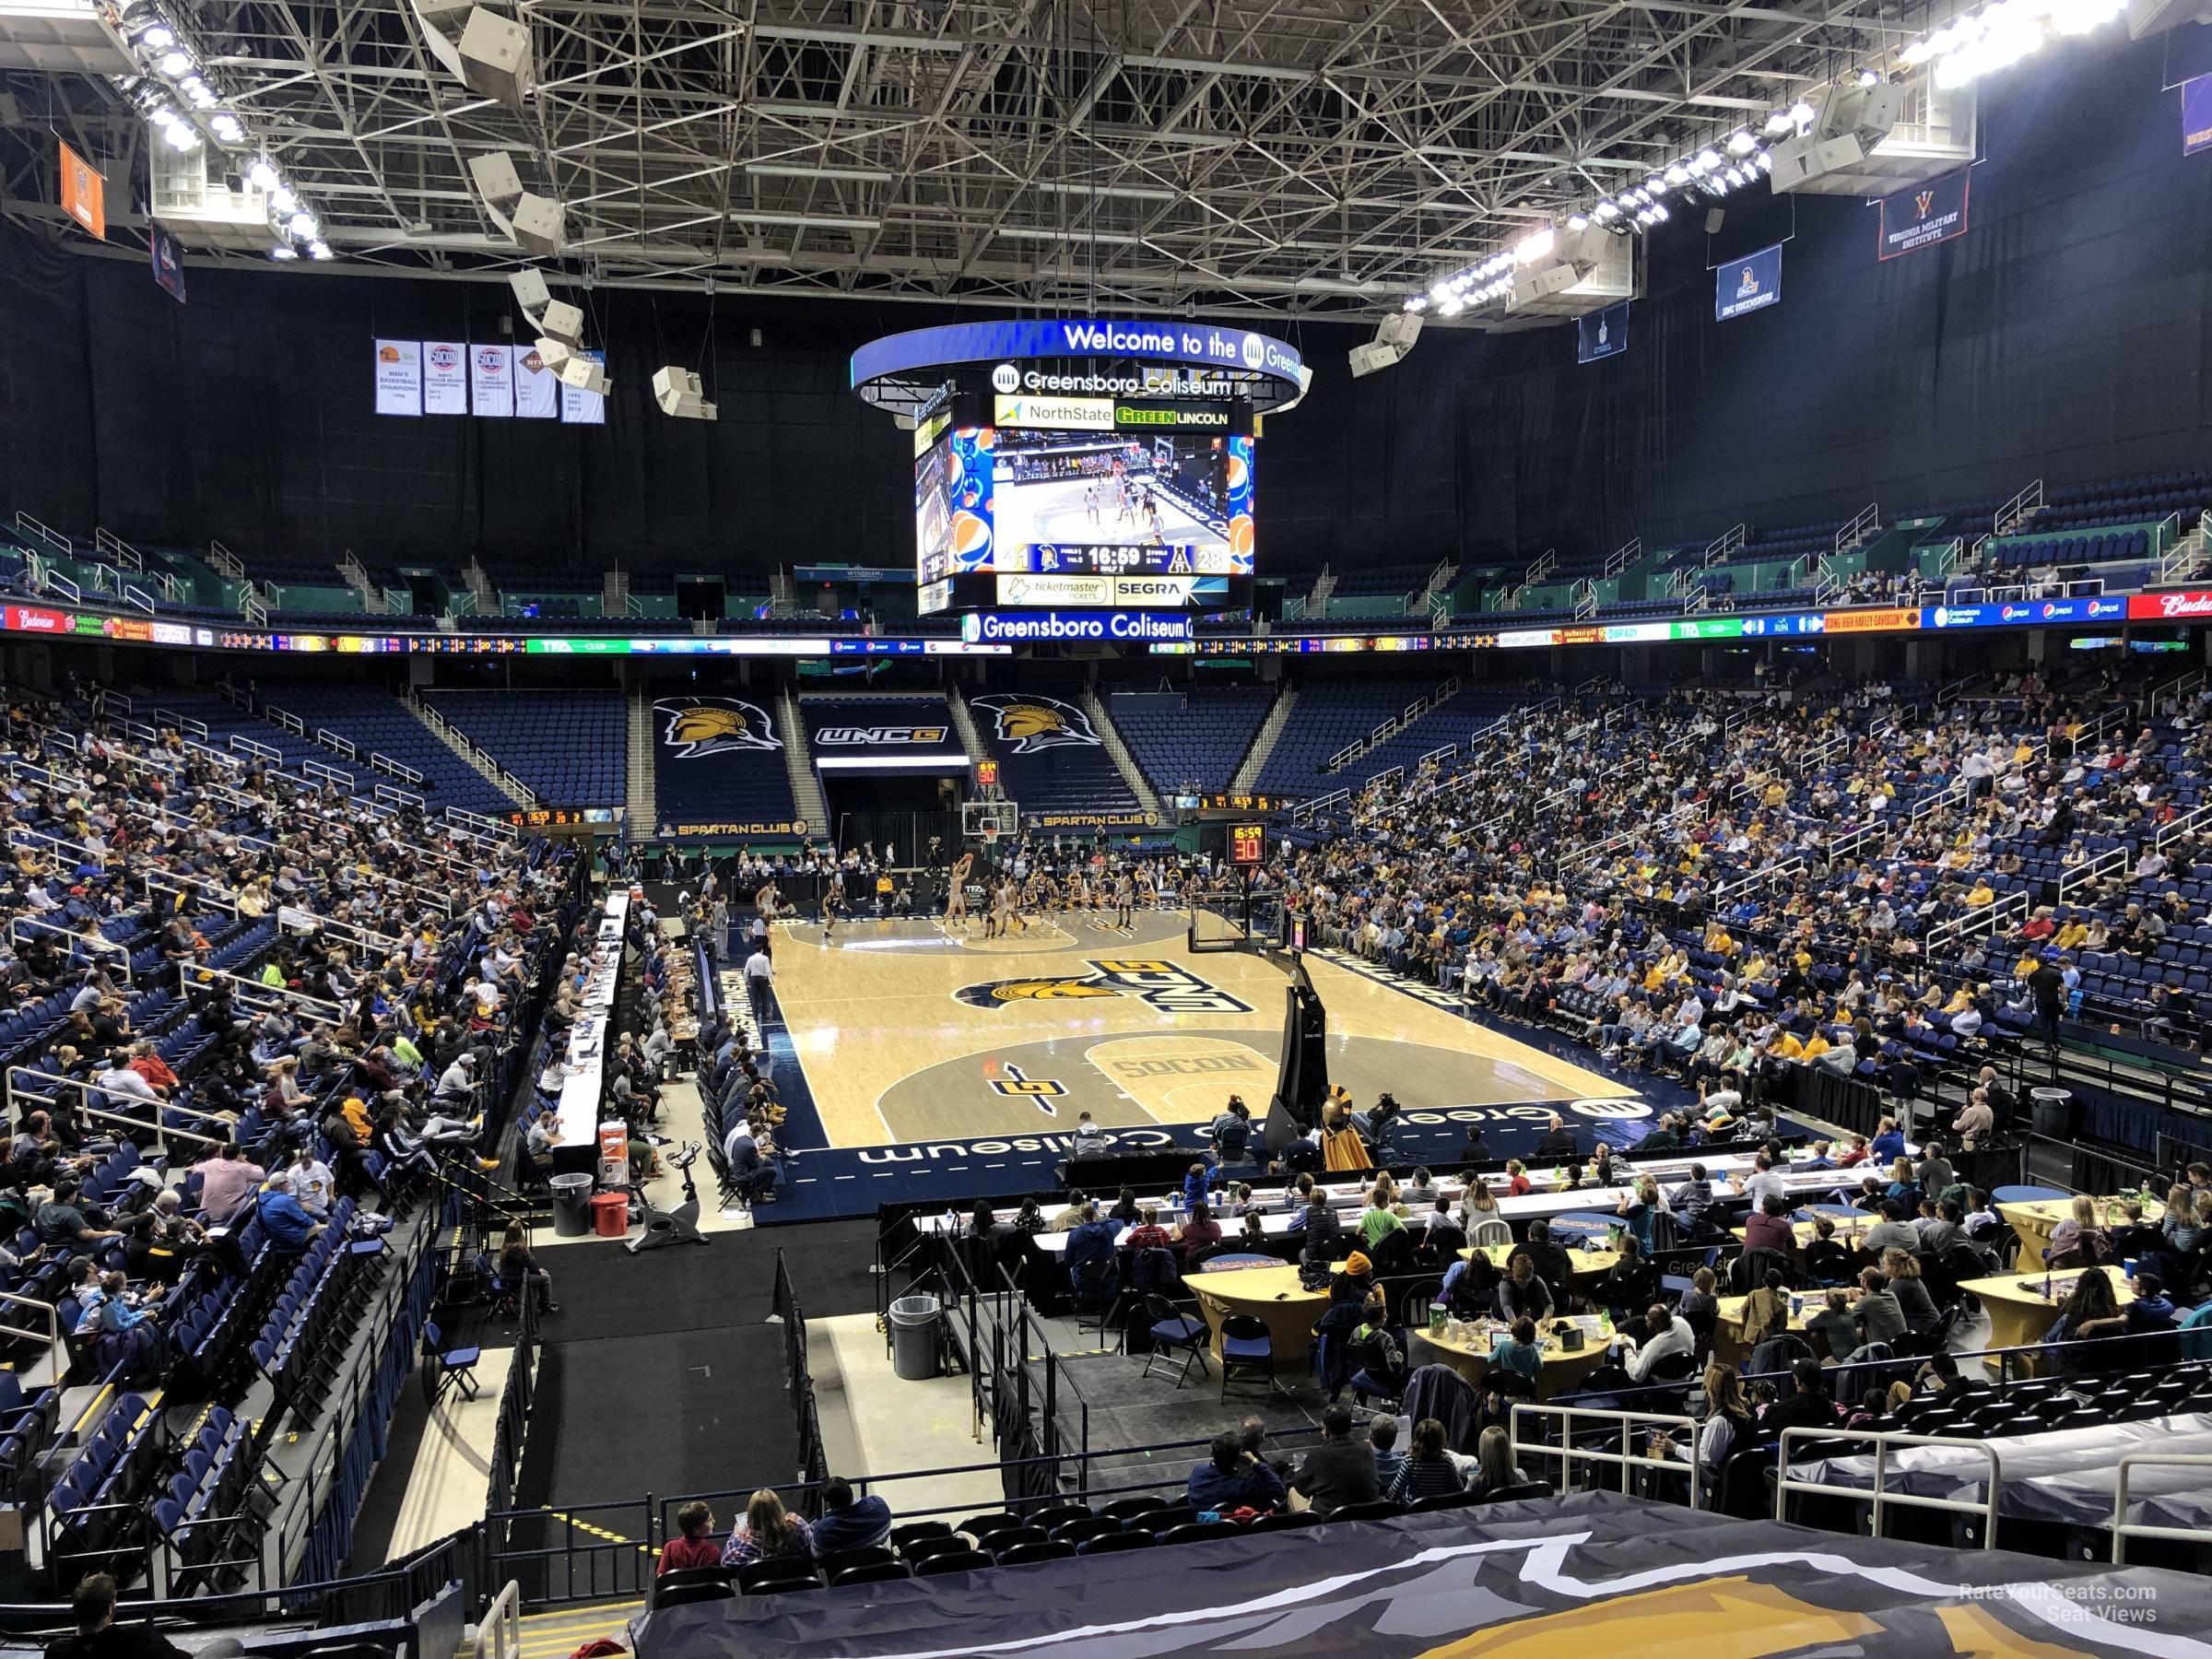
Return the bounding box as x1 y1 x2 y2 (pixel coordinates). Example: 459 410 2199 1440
470 344 513 417
423 342 468 415
560 352 607 424
148 223 185 304
514 347 561 418
1878 169 1971 260
58 141 104 241
372 339 423 417
1577 300 1628 363
1715 242 1782 321
2186 74 2212 156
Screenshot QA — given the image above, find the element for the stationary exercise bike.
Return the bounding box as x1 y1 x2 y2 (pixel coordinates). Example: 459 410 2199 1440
627 1141 710 1253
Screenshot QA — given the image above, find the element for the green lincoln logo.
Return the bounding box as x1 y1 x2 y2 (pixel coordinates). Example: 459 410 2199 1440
1115 406 1175 425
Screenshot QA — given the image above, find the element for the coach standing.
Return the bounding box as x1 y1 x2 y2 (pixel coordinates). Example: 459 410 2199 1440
744 941 775 1030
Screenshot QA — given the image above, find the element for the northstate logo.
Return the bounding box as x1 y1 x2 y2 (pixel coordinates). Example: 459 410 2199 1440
955 959 1253 1015
971 693 1100 754
653 697 782 759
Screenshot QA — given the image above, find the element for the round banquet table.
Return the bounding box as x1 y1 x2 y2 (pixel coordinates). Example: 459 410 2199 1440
1187 1264 1329 1366
1997 1198 2166 1272
1957 1268 2139 1370
1406 1318 1611 1397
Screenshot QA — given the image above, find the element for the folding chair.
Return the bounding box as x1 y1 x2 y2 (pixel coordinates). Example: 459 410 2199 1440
1137 1293 1211 1388
420 1320 481 1407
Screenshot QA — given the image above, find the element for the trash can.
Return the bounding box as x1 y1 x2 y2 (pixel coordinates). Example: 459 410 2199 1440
590 1192 630 1239
2030 1086 2075 1139
550 1172 594 1237
888 1294 943 1381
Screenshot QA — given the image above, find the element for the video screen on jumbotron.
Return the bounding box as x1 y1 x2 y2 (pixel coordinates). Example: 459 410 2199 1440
913 424 1255 584
992 430 1230 563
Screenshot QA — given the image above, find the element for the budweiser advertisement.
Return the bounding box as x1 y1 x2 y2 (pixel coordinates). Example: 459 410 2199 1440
2129 590 2212 620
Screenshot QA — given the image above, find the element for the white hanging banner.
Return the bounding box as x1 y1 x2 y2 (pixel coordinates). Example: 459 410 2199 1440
471 344 514 417
423 341 469 415
514 346 561 419
372 339 421 416
560 351 607 425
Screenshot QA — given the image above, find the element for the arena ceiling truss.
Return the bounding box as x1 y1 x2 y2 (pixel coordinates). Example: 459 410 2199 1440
0 0 1928 315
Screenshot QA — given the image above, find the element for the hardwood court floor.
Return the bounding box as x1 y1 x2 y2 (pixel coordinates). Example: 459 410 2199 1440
768 911 1621 1149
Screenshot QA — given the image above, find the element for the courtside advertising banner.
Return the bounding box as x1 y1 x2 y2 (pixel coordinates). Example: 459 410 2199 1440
423 343 469 414
372 339 422 416
1878 169 1971 260
2186 74 2212 156
1715 242 1782 321
1576 300 1628 363
470 344 514 417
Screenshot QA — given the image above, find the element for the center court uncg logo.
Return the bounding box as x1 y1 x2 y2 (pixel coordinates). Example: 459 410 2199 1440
991 362 1022 394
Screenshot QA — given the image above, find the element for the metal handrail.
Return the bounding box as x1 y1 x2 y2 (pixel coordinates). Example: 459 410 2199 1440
1774 1426 2002 1547
2111 1453 2212 1565
1511 1401 1709 1511
0 1065 228 1158
172 962 346 1021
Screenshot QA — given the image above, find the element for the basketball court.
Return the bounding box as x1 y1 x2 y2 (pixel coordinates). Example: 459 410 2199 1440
764 904 1628 1154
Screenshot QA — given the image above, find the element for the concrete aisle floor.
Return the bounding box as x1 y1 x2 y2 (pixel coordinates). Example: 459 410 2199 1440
807 1311 1007 1519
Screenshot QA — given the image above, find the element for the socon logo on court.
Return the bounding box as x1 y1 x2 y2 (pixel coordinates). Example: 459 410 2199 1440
970 692 1100 754
956 959 1253 1015
653 696 783 759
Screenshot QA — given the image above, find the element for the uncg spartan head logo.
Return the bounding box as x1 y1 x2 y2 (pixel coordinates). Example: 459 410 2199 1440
971 693 1100 755
653 697 782 759
956 959 1253 1015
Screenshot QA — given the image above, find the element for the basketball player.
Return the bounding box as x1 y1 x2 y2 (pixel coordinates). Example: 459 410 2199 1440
992 877 1019 938
821 875 847 944
754 877 781 923
945 851 974 931
1112 870 1135 930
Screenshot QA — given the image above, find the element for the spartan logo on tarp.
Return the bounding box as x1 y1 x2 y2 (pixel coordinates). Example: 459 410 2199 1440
653 697 782 759
956 959 1253 1015
971 693 1100 755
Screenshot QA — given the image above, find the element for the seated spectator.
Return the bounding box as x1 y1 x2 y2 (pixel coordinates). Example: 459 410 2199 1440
1759 1359 1840 1435
1288 1404 1382 1516
808 1477 893 1554
1743 1194 1796 1254
1851 1267 1908 1351
1492 1315 1544 1384
1879 1248 1940 1333
36 1179 119 1252
499 1221 559 1315
719 1488 813 1567
1386 1417 1465 1503
1186 1430 1287 1512
658 1501 723 1574
190 1141 265 1225
1807 1288 1861 1362
1369 1414 1404 1489
1464 1425 1531 1502
254 1173 324 1254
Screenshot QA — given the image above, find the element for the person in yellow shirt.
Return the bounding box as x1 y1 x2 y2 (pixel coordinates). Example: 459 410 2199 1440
1964 878 1995 907
1799 1030 1831 1063
2012 947 2042 980
2053 918 2088 951
1763 781 1787 809
1775 1030 1806 1060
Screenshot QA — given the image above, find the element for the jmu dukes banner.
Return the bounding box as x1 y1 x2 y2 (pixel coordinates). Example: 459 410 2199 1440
1878 168 1971 260
1714 242 1781 321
